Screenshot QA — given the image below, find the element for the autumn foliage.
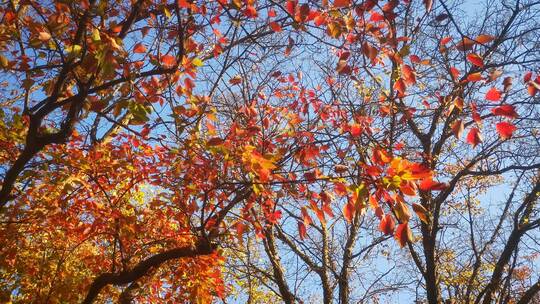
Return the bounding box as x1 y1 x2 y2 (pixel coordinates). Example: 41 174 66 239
0 0 539 303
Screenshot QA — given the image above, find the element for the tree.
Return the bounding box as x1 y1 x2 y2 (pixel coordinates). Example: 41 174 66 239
1 0 539 303
223 1 540 303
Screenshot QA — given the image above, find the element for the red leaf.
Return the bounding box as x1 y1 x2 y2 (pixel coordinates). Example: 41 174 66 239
410 55 421 63
297 3 310 22
467 53 484 67
298 221 307 239
440 36 452 46
286 0 296 15
334 182 348 196
350 123 362 137
133 43 146 54
314 13 327 26
322 203 334 218
177 0 190 8
343 201 355 223
466 127 483 147
334 0 350 8
395 223 413 248
419 178 447 192
269 22 282 32
491 105 518 119
423 0 433 12
402 64 416 85
485 87 501 102
244 5 258 18
370 12 384 22
475 34 495 44
450 67 460 80
523 71 533 83
496 122 516 139
379 214 395 235
207 137 224 146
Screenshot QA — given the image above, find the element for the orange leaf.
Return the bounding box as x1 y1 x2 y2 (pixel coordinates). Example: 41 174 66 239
466 127 483 147
395 223 413 248
315 207 325 224
496 122 516 139
235 222 246 238
467 72 483 82
476 34 495 44
379 214 395 235
301 207 313 226
528 83 539 96
455 38 475 51
485 87 501 102
334 164 348 174
440 36 452 46
229 75 242 85
451 119 464 138
133 43 146 54
393 78 406 95
400 181 417 196
412 203 429 224
491 105 518 119
372 148 392 165
394 201 411 223
467 53 484 67
161 54 176 67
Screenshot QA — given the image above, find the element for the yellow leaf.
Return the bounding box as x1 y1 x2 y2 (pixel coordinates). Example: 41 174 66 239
38 31 51 41
91 28 101 41
192 57 204 67
65 45 82 57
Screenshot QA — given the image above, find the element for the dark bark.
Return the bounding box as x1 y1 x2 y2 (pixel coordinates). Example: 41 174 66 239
82 240 215 304
263 227 295 304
